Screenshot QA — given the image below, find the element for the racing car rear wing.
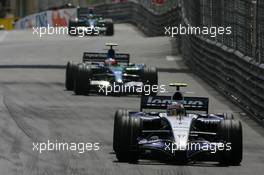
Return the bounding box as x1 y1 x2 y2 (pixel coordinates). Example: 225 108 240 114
140 95 209 113
77 8 92 18
83 52 130 64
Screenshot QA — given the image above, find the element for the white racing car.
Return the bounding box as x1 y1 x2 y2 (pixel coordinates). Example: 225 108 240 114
113 83 243 165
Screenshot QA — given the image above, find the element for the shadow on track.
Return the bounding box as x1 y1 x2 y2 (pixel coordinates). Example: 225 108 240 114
0 65 66 69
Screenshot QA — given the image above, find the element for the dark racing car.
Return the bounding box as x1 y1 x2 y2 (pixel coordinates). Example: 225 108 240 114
65 43 158 95
113 83 243 165
68 7 114 36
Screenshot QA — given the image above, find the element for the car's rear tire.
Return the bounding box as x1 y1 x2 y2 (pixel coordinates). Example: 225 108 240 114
65 61 78 91
143 67 158 95
114 111 141 163
217 119 243 165
194 119 219 132
106 22 114 36
74 63 91 95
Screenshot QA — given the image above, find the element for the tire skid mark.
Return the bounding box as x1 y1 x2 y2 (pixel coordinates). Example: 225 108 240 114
0 93 34 175
3 96 42 142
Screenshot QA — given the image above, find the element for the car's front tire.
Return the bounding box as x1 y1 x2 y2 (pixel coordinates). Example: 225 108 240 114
65 61 78 91
143 67 158 95
113 110 141 163
74 63 91 95
113 109 127 152
217 119 243 165
106 22 114 36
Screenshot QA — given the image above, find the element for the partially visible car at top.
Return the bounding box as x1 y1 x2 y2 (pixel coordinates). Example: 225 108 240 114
68 7 114 36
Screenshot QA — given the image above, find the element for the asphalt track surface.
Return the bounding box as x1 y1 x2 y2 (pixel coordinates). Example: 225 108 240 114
0 24 264 175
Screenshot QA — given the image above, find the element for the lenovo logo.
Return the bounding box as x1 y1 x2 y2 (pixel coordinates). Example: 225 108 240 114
146 96 205 108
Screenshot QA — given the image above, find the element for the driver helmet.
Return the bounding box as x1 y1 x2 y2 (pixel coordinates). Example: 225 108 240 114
167 102 185 116
104 58 118 66
89 9 94 15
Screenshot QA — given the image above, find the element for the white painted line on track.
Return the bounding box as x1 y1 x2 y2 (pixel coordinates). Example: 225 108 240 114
0 31 8 43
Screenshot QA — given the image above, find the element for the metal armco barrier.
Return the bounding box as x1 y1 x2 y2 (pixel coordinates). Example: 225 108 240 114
180 0 264 125
182 30 264 125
